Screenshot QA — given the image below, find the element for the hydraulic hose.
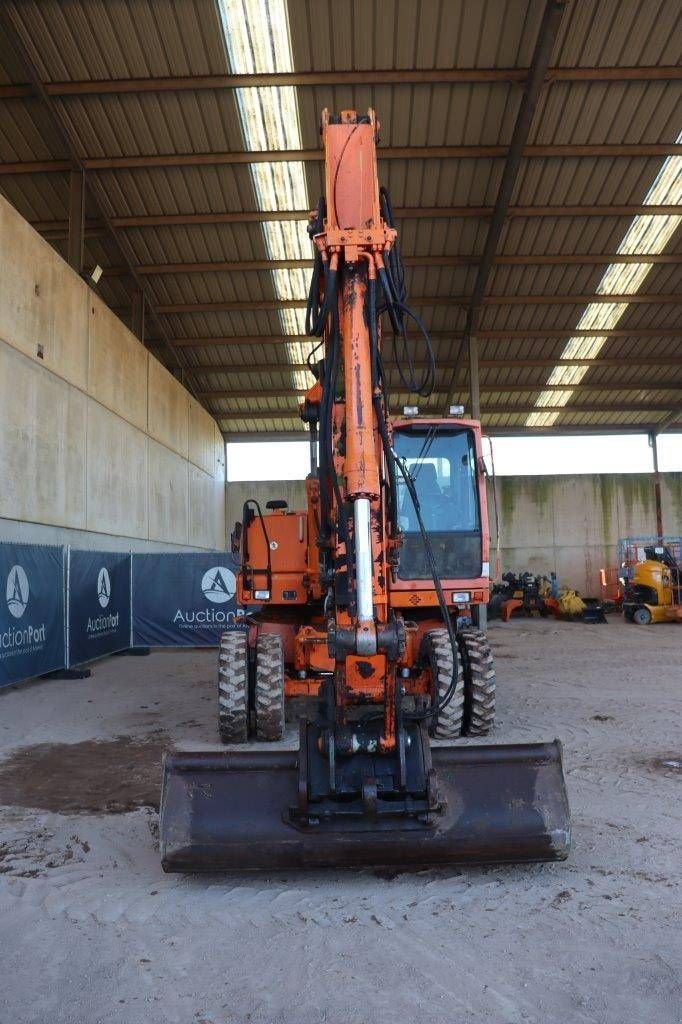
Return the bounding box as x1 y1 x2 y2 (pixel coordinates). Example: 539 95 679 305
388 449 462 721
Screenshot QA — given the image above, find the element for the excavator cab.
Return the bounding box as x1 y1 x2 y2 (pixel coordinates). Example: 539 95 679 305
392 418 486 587
159 109 570 872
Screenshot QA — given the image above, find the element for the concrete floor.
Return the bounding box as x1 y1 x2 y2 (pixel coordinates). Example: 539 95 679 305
0 618 680 1024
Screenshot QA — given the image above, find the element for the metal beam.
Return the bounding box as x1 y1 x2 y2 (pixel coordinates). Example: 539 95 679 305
33 217 104 238
460 0 568 415
222 425 676 442
212 402 679 422
0 159 72 175
66 169 85 272
159 328 681 348
181 357 682 375
131 289 145 342
2 143 680 175
106 203 682 226
198 382 682 400
220 422 674 442
649 431 665 536
150 294 682 314
2 65 679 99
30 205 674 234
99 251 682 277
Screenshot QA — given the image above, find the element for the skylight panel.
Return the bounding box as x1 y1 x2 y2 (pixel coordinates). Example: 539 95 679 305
526 132 682 428
218 0 316 393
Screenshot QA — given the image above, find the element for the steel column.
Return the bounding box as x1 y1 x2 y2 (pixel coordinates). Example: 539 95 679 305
649 432 664 537
67 169 85 272
131 289 145 342
448 0 567 410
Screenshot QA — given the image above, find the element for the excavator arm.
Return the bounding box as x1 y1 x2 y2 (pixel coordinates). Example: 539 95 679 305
159 110 571 872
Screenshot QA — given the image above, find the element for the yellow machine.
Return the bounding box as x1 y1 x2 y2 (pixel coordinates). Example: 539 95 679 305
620 539 682 625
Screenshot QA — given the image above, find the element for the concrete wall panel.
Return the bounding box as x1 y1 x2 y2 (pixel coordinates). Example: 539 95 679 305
490 473 681 592
225 479 306 530
661 473 682 532
148 356 189 458
46 260 89 390
0 340 86 528
86 401 148 539
0 197 89 389
189 467 216 549
0 198 54 363
214 425 226 482
214 426 226 545
189 398 217 474
148 439 189 546
0 199 224 550
89 295 147 430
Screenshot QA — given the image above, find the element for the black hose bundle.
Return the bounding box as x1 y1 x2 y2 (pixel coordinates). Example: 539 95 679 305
389 450 462 721
378 186 437 398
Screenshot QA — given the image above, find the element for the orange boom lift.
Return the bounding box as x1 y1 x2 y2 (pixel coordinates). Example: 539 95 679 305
160 110 570 871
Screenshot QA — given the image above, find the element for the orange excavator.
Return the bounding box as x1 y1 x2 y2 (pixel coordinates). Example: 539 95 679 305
160 110 570 871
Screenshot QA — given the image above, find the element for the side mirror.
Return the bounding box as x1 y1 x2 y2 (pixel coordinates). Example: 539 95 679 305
230 521 243 556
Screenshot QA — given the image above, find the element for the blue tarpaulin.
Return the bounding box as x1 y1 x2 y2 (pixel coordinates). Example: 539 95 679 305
0 542 249 686
132 552 245 646
0 543 65 687
68 549 131 666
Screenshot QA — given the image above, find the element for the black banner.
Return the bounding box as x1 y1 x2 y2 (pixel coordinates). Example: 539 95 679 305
132 552 245 646
68 549 131 665
0 543 65 687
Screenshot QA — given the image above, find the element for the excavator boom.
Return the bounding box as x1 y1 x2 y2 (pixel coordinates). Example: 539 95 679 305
159 109 571 872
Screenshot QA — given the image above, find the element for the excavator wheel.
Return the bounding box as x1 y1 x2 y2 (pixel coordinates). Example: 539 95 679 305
218 630 249 743
254 633 285 741
422 628 464 739
458 628 496 736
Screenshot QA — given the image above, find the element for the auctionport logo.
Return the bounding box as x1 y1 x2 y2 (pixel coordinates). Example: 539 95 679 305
6 565 29 619
97 567 111 608
201 566 236 604
2 563 47 656
172 565 240 628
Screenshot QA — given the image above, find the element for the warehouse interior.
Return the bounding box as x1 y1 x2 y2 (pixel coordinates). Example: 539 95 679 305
0 1 680 1022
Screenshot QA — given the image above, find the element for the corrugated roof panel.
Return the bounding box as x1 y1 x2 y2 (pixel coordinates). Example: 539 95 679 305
530 81 681 146
288 0 543 73
92 165 261 217
512 154 672 207
498 215 645 259
1 0 679 433
555 0 680 68
7 0 228 81
0 175 70 222
121 222 272 264
54 90 245 159
0 98 65 161
143 267 279 306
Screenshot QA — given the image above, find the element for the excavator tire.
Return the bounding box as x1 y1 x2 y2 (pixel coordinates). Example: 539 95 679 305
422 628 464 739
254 633 285 741
458 628 496 736
218 630 249 743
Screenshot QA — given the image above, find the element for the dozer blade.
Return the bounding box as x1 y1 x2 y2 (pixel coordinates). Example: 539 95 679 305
159 741 570 872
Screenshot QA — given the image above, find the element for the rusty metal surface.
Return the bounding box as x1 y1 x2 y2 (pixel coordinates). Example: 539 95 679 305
159 740 571 872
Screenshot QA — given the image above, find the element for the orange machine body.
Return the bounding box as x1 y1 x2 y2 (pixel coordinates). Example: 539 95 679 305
234 110 491 747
